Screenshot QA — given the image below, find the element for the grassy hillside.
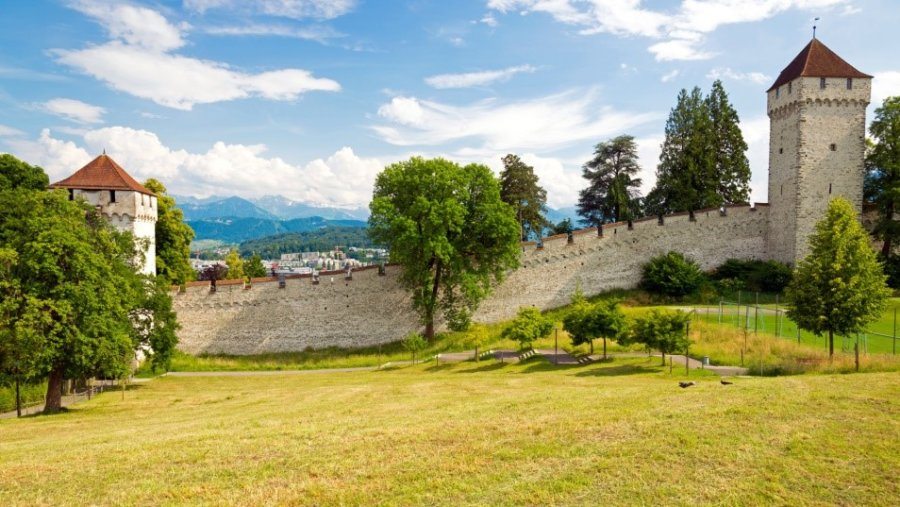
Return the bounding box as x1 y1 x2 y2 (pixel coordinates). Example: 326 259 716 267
1 363 897 505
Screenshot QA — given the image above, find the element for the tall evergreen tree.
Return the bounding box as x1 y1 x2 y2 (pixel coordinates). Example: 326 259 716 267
498 154 548 240
865 96 900 256
651 82 750 217
706 80 751 205
143 179 195 285
653 87 715 217
577 135 643 226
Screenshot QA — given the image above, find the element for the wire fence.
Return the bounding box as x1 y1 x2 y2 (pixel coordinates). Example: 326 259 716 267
689 295 898 355
2 380 123 418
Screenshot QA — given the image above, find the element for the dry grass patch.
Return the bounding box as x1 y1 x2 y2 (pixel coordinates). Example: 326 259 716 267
1 358 898 505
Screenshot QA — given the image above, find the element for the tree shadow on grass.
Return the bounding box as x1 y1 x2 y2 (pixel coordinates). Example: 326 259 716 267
454 361 510 373
424 363 457 372
574 364 660 377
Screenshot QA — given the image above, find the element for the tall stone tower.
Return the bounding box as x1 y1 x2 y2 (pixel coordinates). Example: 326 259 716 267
765 38 872 265
49 154 158 275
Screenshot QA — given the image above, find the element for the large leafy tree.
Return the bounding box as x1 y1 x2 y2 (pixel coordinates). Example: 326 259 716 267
0 187 173 412
143 179 194 285
369 157 520 340
865 96 900 257
0 154 48 191
650 81 749 217
499 154 549 240
785 198 890 357
244 253 267 278
1 156 179 411
224 249 244 280
577 135 643 226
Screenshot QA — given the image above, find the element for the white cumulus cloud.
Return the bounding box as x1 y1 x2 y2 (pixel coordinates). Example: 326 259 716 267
55 1 340 110
3 127 383 208
39 98 106 124
425 65 537 89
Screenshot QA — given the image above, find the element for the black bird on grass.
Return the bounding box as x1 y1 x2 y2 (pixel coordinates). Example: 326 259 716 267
721 379 734 385
678 381 695 388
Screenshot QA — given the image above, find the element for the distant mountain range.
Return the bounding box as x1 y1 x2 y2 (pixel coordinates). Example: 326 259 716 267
174 194 581 245
188 216 367 244
174 194 369 222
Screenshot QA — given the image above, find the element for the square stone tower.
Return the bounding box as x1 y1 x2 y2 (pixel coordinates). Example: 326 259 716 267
765 38 872 265
49 154 158 275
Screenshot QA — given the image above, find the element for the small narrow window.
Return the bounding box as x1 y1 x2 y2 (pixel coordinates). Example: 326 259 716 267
110 190 116 203
830 143 837 151
820 77 826 89
829 183 832 194
779 148 783 154
780 184 784 196
788 82 792 94
776 87 780 98
68 189 74 201
847 78 852 90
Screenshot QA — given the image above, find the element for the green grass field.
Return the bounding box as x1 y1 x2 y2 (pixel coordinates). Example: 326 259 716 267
1 359 898 505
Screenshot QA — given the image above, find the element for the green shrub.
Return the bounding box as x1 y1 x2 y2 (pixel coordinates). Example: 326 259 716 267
640 252 705 297
713 258 793 293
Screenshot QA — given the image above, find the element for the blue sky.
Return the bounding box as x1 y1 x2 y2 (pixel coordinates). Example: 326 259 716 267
1 0 898 210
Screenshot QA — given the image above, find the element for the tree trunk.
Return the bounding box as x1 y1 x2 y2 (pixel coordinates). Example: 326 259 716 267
660 351 666 366
829 330 834 358
424 321 435 342
589 339 594 355
603 337 607 360
44 367 65 414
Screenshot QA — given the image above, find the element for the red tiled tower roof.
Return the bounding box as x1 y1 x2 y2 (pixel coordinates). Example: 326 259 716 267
768 38 872 92
49 154 153 195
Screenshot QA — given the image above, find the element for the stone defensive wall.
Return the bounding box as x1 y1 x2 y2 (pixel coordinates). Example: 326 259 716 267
173 204 770 355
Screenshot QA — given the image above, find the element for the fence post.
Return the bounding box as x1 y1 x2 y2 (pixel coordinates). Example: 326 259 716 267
855 341 860 372
718 300 723 324
15 375 21 418
894 308 897 355
775 294 780 337
754 305 758 334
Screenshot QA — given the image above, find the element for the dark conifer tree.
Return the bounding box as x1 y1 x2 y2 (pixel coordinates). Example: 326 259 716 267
499 154 549 240
576 135 643 226
707 80 751 205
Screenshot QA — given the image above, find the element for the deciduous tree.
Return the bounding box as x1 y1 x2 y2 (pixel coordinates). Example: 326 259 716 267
865 96 900 257
785 198 890 357
244 253 267 278
563 300 627 358
626 310 691 365
369 157 520 340
0 154 48 191
224 249 244 280
502 307 553 350
143 179 194 285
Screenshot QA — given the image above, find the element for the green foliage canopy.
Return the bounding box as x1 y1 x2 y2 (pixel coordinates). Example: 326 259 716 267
562 299 627 357
865 96 900 257
368 157 520 339
143 179 195 285
502 307 554 349
224 249 244 280
626 309 691 364
577 135 643 226
640 251 705 298
0 154 48 192
244 253 267 278
499 154 549 240
785 198 890 357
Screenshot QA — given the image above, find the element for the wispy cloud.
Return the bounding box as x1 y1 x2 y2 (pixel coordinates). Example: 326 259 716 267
706 67 771 85
424 65 537 89
660 70 680 83
373 89 660 153
38 98 106 124
202 23 344 43
0 124 25 137
488 0 852 61
184 0 357 20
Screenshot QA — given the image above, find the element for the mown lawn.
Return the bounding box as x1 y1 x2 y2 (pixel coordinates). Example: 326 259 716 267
1 358 898 506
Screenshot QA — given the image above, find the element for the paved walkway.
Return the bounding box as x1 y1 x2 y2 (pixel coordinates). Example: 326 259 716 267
164 367 375 377
535 348 580 365
653 354 748 376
